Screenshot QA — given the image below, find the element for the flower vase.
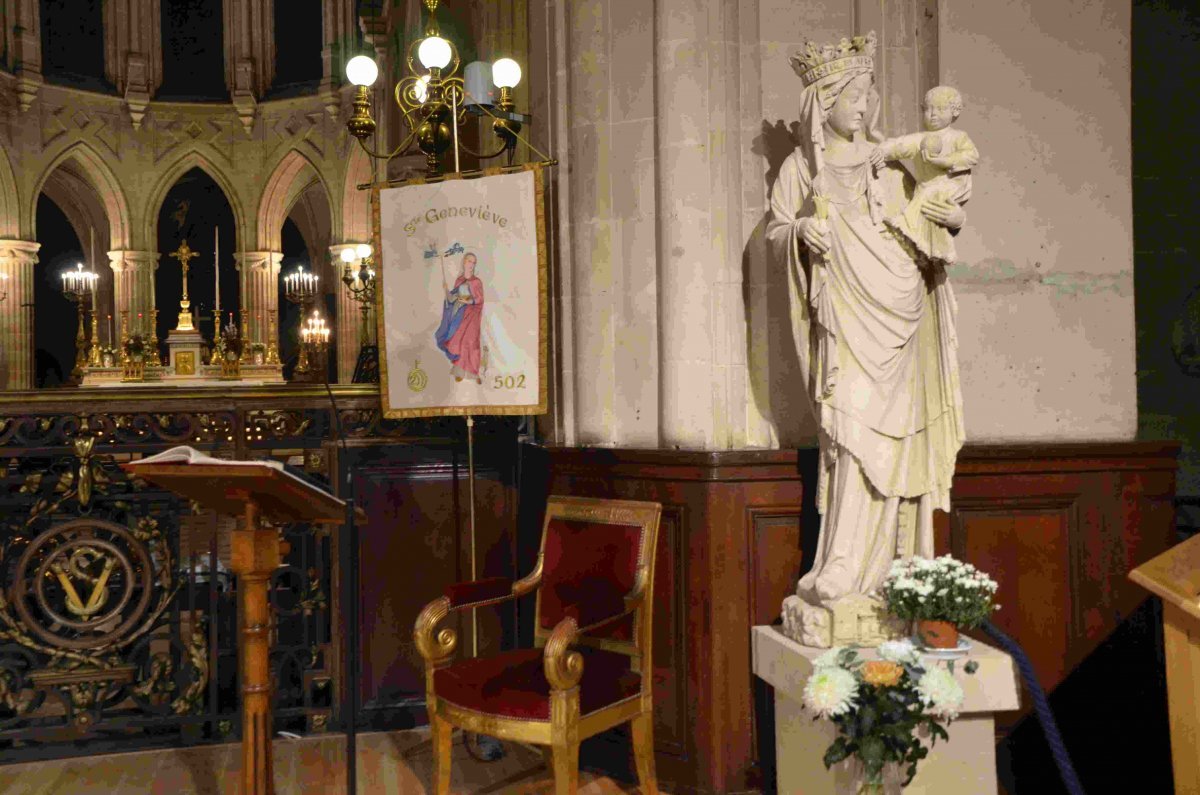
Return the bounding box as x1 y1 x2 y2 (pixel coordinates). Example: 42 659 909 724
916 619 959 649
857 779 885 795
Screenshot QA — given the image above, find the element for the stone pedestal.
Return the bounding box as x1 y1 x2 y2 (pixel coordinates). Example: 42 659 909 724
164 327 205 378
752 625 1020 794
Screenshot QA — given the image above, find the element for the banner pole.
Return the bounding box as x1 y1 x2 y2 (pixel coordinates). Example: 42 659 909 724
466 414 478 658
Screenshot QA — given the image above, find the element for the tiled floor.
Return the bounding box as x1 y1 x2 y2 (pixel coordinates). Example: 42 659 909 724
0 730 653 794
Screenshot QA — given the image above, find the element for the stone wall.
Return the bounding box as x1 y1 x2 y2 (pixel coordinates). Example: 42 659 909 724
533 0 1137 449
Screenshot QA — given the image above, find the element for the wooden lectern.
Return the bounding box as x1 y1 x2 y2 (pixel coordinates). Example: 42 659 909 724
124 462 350 795
1130 531 1200 794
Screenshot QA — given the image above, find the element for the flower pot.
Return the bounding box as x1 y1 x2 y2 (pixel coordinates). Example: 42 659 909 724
916 619 959 649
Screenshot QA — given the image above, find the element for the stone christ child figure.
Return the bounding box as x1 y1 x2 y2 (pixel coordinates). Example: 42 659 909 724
766 33 968 647
876 85 979 265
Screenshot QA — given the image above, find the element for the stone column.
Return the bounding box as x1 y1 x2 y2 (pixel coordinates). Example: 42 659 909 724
320 0 355 116
854 0 940 137
557 0 661 447
329 243 362 384
108 250 160 329
0 240 40 390
655 0 759 449
222 0 276 131
236 251 283 352
11 0 42 111
103 0 164 129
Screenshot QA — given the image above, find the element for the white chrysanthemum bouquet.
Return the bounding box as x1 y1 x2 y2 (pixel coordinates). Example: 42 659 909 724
801 641 968 788
879 555 1000 629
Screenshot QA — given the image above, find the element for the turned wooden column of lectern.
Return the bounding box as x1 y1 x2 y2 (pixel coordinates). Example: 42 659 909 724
1130 531 1200 794
125 462 352 795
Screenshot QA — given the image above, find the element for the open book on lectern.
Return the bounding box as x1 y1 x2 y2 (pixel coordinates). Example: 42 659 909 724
127 445 342 507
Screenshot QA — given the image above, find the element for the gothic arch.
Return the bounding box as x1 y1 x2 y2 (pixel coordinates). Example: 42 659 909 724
340 144 372 244
143 150 246 253
256 149 335 252
0 147 20 238
30 142 133 249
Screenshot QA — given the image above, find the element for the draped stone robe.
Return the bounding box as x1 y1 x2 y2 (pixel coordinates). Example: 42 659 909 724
766 147 965 606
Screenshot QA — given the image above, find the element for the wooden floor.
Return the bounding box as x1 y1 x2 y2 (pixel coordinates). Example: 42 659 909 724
0 730 654 794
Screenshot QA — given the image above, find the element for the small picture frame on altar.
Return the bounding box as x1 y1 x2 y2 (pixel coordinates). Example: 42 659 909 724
252 344 265 365
102 350 116 368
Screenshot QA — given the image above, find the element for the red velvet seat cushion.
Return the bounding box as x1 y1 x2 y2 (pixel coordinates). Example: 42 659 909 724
434 648 641 720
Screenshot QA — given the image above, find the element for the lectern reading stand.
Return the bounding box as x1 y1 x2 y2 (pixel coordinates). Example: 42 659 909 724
125 451 351 795
1130 531 1200 794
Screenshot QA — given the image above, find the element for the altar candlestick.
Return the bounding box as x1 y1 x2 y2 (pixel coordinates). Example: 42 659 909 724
89 228 96 313
215 226 221 313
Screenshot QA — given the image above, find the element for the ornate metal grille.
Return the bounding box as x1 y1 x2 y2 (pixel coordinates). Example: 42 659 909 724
0 404 339 762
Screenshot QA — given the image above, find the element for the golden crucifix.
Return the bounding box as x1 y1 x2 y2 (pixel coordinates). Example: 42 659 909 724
170 239 200 332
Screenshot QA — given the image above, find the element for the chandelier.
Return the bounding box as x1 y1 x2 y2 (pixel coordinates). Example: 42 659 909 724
344 0 530 177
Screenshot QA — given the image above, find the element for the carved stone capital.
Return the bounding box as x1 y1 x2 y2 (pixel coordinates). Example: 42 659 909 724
0 240 41 266
107 250 161 273
235 251 283 275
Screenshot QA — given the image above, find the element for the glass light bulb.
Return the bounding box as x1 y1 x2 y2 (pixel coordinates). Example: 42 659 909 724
492 58 522 89
356 243 373 259
418 36 453 70
414 74 431 104
346 55 379 87
340 248 357 263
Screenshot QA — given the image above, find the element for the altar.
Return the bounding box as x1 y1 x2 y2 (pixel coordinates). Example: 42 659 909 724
74 239 298 387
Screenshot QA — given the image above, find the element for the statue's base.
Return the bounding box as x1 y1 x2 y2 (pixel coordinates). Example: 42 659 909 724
781 593 908 648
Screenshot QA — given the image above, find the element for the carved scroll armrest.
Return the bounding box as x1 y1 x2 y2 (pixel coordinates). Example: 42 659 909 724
543 616 584 691
413 596 459 665
415 563 545 665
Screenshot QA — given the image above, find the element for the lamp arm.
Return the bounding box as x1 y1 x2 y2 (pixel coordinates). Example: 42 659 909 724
353 125 421 162
456 138 510 161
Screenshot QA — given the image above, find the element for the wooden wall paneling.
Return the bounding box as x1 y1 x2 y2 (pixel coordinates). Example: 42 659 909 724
949 495 1080 687
331 434 520 727
543 447 807 795
538 442 1177 795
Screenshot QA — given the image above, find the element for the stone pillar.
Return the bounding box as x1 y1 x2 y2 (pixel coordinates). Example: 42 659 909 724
236 251 282 352
537 0 770 449
558 0 661 447
222 0 276 131
103 0 164 129
0 240 40 390
320 0 355 116
11 0 42 111
108 250 160 329
329 243 362 384
854 0 940 137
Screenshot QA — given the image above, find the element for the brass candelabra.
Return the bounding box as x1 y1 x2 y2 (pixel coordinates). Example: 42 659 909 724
339 244 378 383
344 0 531 176
60 263 97 383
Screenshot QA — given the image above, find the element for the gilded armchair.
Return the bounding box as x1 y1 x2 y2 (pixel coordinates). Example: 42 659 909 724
413 495 663 794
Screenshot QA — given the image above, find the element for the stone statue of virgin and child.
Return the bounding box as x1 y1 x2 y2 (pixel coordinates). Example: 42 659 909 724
767 32 979 648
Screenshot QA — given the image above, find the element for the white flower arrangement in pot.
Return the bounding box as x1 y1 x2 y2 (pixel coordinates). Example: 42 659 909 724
878 555 1000 650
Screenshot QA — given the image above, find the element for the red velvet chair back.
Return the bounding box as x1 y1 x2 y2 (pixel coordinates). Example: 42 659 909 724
532 497 661 665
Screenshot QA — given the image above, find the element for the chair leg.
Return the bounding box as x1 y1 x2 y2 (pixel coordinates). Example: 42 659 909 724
431 712 452 795
631 710 658 795
550 740 579 795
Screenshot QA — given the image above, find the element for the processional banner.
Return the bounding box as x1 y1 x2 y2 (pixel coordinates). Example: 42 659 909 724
373 164 548 418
